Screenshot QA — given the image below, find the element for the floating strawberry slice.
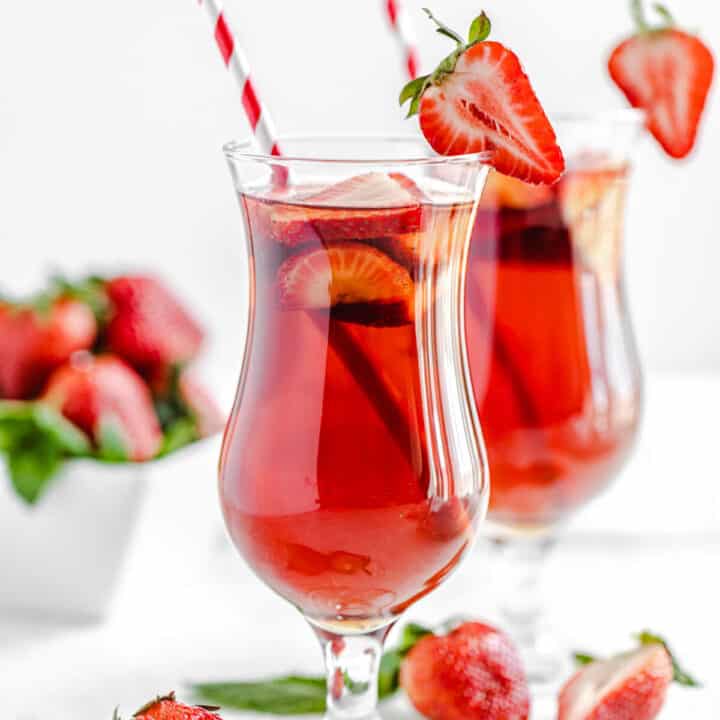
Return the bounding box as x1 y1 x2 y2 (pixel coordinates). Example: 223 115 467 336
400 10 564 185
276 242 413 326
268 173 422 247
389 172 429 201
608 2 714 159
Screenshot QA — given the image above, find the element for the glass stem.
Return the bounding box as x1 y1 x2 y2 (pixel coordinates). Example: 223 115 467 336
493 534 565 686
312 624 392 720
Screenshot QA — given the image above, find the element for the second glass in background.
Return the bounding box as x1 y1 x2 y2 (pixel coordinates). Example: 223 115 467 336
466 110 645 684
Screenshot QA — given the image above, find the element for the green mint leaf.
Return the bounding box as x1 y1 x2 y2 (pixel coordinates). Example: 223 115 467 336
33 404 91 456
422 8 465 45
192 676 327 715
573 652 597 666
0 400 36 424
378 622 433 699
97 417 129 462
636 631 701 687
50 274 110 329
159 417 198 456
342 671 369 695
7 435 63 504
468 12 491 44
0 401 87 503
192 622 436 714
378 649 403 699
398 623 433 652
399 75 430 106
652 3 675 26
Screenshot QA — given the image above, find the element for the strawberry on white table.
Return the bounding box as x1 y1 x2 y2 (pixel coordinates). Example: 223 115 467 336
560 631 700 720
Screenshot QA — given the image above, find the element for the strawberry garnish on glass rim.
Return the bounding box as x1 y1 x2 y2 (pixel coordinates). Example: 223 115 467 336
400 9 565 186
608 0 714 159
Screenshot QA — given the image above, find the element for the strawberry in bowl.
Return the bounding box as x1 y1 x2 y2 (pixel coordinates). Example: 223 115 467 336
0 273 223 504
0 290 97 400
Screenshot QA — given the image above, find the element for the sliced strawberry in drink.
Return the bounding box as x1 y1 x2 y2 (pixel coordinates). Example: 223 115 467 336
389 172 429 201
373 232 421 270
276 242 413 326
268 173 423 247
608 2 714 159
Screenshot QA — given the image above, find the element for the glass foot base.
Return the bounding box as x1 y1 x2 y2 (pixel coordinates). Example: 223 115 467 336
520 648 572 694
517 637 573 693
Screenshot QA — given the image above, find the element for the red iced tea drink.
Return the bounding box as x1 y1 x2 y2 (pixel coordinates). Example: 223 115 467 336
220 172 484 629
466 167 642 527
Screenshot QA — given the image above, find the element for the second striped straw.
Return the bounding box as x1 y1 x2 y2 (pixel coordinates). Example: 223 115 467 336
384 0 421 79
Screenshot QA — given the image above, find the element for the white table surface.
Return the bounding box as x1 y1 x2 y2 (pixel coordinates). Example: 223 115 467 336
1 372 718 719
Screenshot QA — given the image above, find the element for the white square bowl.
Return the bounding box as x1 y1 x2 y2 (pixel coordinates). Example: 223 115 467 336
0 459 146 621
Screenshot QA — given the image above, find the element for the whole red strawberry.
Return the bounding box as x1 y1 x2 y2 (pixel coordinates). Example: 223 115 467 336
0 297 97 399
401 10 564 185
105 276 204 377
608 1 714 159
400 621 530 720
125 692 222 720
43 352 162 461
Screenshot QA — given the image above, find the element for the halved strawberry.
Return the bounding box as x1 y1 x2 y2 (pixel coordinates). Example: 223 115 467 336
608 3 714 159
400 11 564 185
276 242 413 326
268 173 422 247
561 631 699 720
559 644 673 720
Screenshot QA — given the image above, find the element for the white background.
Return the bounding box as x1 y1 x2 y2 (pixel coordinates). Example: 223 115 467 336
0 3 719 716
0 0 717 380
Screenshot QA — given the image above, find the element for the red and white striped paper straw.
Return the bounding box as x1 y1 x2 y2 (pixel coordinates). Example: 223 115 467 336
198 0 282 158
385 0 420 79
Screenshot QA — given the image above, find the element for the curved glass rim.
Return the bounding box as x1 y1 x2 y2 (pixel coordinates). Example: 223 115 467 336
223 134 494 167
549 108 646 126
